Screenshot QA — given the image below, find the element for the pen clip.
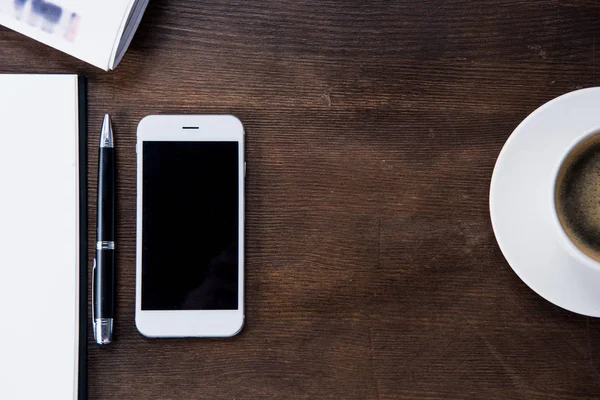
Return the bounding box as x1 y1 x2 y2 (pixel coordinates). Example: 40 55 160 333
91 258 96 327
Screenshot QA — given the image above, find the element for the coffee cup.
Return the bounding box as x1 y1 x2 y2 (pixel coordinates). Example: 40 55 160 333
551 128 600 270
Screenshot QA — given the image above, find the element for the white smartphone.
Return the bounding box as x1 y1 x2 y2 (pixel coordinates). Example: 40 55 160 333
135 115 244 338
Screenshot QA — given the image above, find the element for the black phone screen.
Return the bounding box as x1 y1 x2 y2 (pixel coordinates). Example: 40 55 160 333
141 141 239 310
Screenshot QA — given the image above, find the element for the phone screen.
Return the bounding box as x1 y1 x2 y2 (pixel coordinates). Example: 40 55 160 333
141 141 239 311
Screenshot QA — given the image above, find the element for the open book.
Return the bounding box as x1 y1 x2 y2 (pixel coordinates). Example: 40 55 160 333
0 0 148 70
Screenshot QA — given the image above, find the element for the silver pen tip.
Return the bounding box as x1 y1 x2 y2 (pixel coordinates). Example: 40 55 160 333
94 318 113 345
100 114 114 148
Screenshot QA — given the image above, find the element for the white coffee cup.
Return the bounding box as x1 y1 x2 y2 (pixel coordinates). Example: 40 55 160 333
490 87 600 316
549 127 600 271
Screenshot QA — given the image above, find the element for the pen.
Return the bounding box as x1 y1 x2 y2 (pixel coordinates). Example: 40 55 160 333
93 114 115 345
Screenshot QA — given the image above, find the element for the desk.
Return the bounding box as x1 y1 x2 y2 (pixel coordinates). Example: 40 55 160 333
2 1 600 398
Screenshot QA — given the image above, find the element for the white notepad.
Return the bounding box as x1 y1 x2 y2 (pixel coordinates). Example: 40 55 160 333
0 75 86 400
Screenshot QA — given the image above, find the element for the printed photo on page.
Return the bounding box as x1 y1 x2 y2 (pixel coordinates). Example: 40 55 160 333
0 0 80 42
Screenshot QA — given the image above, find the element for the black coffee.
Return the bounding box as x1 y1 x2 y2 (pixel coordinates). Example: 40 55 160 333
556 134 600 262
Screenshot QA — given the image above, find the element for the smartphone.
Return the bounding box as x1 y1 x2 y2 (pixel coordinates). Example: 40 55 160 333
135 115 244 337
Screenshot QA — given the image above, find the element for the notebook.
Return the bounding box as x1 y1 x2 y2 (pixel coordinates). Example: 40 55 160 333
0 0 149 70
0 75 87 400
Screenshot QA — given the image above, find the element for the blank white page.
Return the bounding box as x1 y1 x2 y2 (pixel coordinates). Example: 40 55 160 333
0 75 80 400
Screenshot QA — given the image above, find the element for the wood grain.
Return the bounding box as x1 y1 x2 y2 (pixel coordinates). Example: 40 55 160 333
2 0 600 398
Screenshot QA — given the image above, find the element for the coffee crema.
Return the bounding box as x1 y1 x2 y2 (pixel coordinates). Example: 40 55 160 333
556 133 600 262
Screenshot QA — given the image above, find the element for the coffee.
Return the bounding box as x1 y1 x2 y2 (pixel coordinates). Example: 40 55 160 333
556 133 600 262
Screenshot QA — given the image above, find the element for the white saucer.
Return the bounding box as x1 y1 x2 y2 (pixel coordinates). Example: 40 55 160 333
490 87 600 317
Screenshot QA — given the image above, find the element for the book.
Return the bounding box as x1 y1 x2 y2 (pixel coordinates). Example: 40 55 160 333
0 74 87 400
0 0 149 70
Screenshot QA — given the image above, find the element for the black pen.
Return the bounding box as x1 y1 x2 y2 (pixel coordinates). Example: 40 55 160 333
93 114 115 345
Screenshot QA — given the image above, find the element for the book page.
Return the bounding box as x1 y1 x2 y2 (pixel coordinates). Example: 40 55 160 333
0 74 80 400
0 0 134 70
111 0 149 69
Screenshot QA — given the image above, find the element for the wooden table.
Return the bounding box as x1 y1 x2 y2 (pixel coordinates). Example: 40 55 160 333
2 0 600 398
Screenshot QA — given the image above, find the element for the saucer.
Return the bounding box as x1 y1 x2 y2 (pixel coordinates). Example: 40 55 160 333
490 87 600 317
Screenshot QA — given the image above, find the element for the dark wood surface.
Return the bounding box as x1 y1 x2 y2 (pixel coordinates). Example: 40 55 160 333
2 0 600 398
